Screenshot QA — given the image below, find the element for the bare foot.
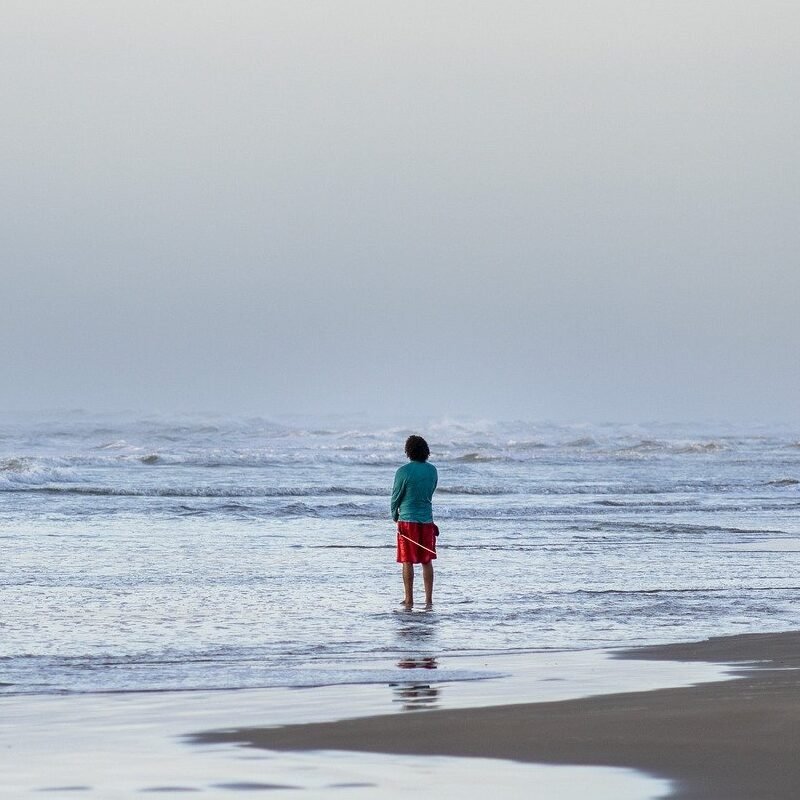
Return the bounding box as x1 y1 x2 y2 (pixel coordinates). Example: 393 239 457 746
400 600 413 609
424 602 433 610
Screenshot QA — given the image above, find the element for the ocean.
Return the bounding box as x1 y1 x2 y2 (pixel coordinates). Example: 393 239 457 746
2 411 799 697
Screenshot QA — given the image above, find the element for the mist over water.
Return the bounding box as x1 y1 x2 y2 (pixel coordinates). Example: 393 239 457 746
2 412 799 695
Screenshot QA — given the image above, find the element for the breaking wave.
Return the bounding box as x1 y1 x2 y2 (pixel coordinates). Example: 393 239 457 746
6 485 386 498
0 458 81 489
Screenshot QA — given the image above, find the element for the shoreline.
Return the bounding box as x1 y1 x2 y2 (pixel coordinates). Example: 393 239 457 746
194 630 800 800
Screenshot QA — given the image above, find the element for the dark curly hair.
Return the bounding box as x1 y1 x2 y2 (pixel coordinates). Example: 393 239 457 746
405 435 430 462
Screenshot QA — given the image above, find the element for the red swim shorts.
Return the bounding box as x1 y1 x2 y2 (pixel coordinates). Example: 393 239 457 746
396 521 438 564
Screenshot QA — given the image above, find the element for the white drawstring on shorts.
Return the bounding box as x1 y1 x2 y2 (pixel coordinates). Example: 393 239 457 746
397 531 437 556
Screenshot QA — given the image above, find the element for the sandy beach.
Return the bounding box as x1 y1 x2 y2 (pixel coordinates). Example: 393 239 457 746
195 630 800 800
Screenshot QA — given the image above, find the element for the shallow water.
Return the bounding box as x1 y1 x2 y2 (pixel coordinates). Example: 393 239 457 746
2 412 799 695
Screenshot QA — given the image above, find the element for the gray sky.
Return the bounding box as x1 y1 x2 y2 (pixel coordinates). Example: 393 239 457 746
3 1 798 422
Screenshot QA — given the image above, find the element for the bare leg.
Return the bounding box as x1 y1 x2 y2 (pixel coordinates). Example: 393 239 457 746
422 562 434 607
402 563 414 607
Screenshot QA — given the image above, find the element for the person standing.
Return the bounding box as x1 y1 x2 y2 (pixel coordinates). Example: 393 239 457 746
391 435 438 608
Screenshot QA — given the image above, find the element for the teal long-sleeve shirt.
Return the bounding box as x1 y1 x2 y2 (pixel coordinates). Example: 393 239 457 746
391 460 438 522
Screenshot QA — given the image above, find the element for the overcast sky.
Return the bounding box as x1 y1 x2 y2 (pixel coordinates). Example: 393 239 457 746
2 1 798 422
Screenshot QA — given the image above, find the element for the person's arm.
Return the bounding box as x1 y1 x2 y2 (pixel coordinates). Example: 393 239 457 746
390 470 405 522
432 467 438 532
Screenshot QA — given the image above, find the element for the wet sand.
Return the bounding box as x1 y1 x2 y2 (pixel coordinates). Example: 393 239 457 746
194 631 800 800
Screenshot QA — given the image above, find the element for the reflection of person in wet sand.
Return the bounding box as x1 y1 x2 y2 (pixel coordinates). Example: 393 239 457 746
391 682 440 712
392 657 440 711
391 435 438 609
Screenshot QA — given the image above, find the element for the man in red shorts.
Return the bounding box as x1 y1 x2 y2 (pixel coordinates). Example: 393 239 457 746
391 435 438 609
